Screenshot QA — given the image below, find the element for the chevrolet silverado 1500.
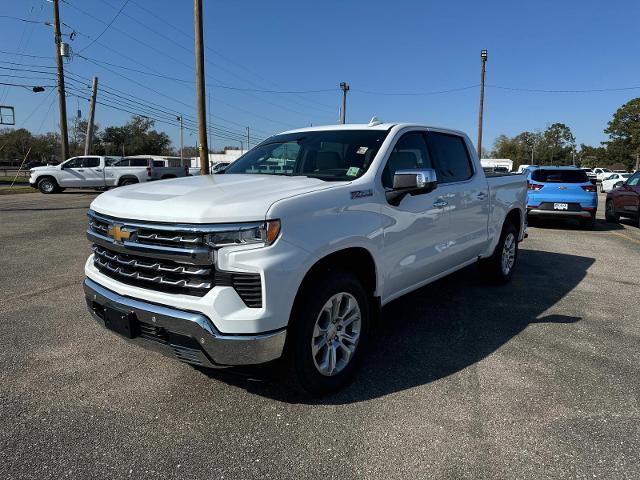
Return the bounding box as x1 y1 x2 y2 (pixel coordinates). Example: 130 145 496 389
29 155 187 193
83 123 527 394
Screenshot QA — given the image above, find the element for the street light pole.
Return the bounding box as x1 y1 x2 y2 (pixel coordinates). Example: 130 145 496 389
477 49 488 159
340 82 349 124
177 115 184 164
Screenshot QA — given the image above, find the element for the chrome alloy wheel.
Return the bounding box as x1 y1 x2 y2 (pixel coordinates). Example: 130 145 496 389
311 292 362 376
40 179 54 193
501 232 516 276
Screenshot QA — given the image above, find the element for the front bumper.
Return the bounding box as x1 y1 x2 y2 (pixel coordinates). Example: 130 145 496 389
84 278 286 368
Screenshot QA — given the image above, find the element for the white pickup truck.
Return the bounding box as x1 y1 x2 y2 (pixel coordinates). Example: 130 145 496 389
29 155 188 193
83 123 527 395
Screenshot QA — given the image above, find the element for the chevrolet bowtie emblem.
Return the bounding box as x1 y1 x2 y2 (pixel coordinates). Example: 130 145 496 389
107 225 131 242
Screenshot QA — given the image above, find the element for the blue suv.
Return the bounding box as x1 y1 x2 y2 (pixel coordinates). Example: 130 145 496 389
526 166 598 229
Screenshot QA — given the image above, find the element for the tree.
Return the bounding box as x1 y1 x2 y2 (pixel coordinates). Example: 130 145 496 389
100 116 172 156
542 123 575 165
603 98 640 171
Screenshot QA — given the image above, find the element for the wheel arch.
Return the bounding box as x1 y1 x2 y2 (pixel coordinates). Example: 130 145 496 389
117 175 139 186
290 246 380 326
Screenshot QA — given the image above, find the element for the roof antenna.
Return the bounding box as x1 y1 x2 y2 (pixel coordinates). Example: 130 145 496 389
368 116 381 126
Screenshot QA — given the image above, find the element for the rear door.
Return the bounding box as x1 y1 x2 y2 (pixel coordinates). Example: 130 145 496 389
80 157 104 186
426 130 489 265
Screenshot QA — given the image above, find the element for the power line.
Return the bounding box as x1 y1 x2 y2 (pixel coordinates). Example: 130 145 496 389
76 0 130 54
352 85 480 96
63 0 334 119
487 84 640 93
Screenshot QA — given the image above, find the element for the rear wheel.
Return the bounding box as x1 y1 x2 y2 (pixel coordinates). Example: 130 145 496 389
119 178 137 187
599 183 605 193
580 214 595 230
285 271 370 396
605 200 619 223
480 222 518 284
37 177 58 194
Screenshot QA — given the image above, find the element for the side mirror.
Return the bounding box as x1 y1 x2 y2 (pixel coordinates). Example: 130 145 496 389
386 168 437 206
614 181 623 188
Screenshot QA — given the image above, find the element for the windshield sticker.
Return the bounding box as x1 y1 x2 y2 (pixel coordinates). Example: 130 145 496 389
356 146 368 155
350 189 373 199
346 166 361 177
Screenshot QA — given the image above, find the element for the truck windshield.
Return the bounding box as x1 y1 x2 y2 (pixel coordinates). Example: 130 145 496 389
224 130 389 181
531 169 588 183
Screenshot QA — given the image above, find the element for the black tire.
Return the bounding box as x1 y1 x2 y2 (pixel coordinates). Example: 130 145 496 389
579 214 595 230
284 271 370 396
605 200 619 223
37 177 58 194
599 184 604 193
119 178 137 187
479 222 519 284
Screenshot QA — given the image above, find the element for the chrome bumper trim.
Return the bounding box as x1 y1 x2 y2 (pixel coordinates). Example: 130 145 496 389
527 209 593 218
83 278 286 367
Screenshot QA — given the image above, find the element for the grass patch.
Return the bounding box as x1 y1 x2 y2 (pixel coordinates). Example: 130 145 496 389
0 176 29 183
0 186 34 195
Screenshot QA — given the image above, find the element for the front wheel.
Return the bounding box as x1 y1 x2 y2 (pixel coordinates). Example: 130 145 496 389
37 177 58 194
285 271 370 396
605 200 619 223
480 222 519 284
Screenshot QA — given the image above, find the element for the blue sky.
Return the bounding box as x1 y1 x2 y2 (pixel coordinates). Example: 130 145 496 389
2 0 640 152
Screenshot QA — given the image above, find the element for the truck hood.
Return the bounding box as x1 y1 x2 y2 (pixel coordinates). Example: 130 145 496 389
90 174 342 223
30 165 58 172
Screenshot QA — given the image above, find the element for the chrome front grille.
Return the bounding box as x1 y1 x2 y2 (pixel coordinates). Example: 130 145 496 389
93 246 213 294
87 210 263 306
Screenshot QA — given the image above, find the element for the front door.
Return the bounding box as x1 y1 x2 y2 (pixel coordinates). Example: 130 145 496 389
57 157 103 187
379 131 452 300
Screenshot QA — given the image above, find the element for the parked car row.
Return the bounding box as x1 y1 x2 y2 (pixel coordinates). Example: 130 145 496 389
28 155 189 194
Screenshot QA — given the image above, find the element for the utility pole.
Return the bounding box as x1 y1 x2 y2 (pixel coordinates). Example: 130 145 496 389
477 49 488 158
635 152 639 172
52 0 69 160
194 0 209 174
177 115 184 164
339 82 349 124
246 126 250 152
84 76 98 155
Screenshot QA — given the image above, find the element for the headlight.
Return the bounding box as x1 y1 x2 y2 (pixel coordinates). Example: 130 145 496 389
206 219 281 247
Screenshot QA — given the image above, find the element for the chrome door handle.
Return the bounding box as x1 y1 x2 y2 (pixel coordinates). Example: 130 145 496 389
477 192 488 200
433 199 448 208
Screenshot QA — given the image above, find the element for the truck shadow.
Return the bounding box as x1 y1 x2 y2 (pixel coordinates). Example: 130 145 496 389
528 217 629 232
199 249 594 404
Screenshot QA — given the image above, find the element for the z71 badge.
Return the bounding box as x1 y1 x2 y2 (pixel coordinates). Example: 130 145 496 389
350 189 373 199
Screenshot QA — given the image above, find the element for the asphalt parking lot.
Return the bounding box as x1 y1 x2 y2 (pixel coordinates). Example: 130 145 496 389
1 191 639 479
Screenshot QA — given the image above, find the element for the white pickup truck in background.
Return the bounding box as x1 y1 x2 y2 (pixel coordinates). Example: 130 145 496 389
29 155 188 193
83 122 527 395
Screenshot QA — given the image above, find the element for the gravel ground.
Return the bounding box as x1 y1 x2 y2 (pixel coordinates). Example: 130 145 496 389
1 190 638 479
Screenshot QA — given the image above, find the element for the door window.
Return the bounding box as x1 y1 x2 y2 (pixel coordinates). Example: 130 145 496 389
64 157 83 168
627 172 640 186
84 157 100 167
427 132 474 183
381 132 432 188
